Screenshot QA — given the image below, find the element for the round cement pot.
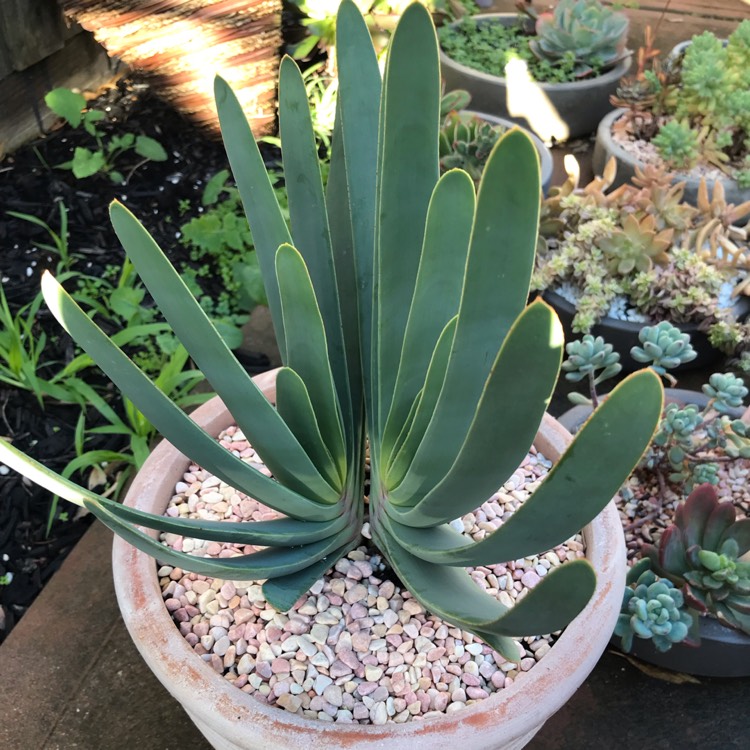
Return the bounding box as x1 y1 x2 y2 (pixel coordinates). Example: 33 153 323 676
542 290 746 373
593 109 750 210
439 14 631 140
114 369 626 750
558 389 750 677
459 109 554 194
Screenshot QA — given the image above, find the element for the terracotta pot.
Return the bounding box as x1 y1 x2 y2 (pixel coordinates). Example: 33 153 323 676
558 389 750 677
593 109 750 210
439 14 630 141
113 369 626 750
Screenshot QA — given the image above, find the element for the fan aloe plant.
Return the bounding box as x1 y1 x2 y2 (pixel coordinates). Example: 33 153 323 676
0 1 663 661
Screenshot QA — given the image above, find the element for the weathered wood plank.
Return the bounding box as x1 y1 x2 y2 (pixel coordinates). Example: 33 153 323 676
0 0 67 74
0 32 119 157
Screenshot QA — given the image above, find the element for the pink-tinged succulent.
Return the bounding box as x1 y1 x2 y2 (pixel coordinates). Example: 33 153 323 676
644 484 750 635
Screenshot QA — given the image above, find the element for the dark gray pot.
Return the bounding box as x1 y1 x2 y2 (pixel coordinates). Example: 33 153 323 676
542 290 750 373
461 110 554 194
593 108 750 209
439 14 631 141
559 389 750 677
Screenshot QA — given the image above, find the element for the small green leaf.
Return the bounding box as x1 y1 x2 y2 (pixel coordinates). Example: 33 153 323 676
71 147 106 178
45 88 86 127
135 135 168 161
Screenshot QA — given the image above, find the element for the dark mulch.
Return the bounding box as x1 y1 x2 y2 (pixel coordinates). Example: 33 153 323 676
0 74 277 643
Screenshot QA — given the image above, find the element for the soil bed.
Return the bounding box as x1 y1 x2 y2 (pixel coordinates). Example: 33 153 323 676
0 74 277 643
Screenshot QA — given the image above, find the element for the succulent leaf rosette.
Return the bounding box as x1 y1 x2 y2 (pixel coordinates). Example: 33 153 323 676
0 2 663 659
644 484 750 635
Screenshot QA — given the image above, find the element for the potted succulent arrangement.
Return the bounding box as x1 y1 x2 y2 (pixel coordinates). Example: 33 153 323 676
559 324 750 677
438 0 632 141
594 20 750 206
531 156 750 370
439 88 554 193
0 3 665 748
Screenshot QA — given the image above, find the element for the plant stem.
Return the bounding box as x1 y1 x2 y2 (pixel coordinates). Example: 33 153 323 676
588 371 599 409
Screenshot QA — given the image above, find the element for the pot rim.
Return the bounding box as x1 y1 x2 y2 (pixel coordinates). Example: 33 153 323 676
439 13 632 91
113 369 625 747
597 108 746 191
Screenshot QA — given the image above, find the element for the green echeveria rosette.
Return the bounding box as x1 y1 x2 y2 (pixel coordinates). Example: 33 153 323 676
562 334 621 383
615 565 693 653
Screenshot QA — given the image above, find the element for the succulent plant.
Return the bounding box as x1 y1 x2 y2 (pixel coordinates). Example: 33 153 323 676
652 119 701 171
532 158 749 345
614 559 694 653
599 213 673 274
644 484 750 634
564 321 750 490
529 0 630 78
631 321 697 376
703 372 748 413
0 2 664 660
439 111 505 182
614 20 750 183
440 87 471 117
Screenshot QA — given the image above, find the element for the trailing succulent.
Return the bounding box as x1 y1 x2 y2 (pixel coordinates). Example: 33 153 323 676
564 321 750 492
520 0 629 79
614 558 695 653
531 158 750 348
612 20 750 185
644 484 750 636
0 3 664 660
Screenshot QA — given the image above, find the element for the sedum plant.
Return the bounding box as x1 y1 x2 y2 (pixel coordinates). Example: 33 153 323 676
564 321 750 491
643 484 750 635
439 111 506 183
0 2 663 660
612 20 750 185
532 159 750 346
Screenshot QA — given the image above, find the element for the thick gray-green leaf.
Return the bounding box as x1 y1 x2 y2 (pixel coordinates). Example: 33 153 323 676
387 299 562 519
381 170 474 459
214 75 291 358
39 274 341 519
276 366 343 488
375 1 441 440
335 0 381 426
400 131 541 495
279 56 351 441
109 204 339 503
388 370 663 558
276 244 346 468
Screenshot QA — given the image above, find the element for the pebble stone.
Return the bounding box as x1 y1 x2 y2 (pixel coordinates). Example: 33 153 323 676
159 427 584 726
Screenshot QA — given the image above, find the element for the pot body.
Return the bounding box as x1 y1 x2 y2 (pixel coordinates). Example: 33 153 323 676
459 109 554 194
114 369 626 750
593 108 750 209
439 14 630 140
559 388 750 677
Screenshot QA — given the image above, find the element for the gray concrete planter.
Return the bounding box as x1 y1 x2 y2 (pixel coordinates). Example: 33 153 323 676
439 14 631 141
114 369 626 750
593 108 750 208
460 109 554 194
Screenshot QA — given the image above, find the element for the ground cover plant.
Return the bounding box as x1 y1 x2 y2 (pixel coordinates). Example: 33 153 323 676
0 75 279 643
